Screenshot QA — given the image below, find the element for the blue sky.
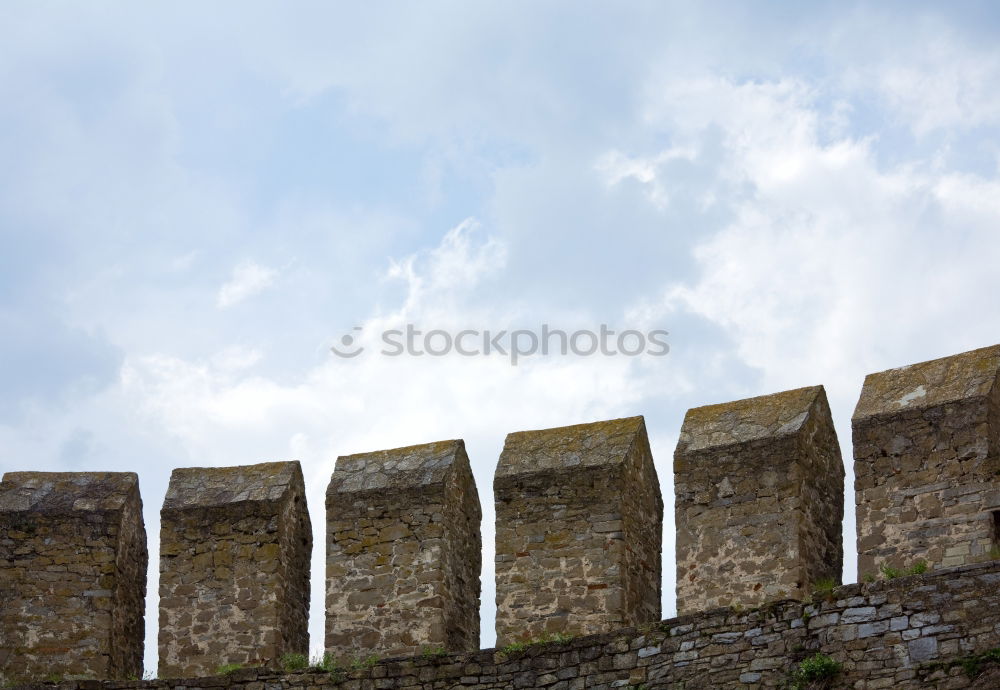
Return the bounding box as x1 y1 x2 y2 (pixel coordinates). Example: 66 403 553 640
3 1 1000 673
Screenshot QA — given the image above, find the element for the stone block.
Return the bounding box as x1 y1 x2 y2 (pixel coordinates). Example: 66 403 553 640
494 416 663 645
674 386 844 614
325 440 481 659
853 345 1000 578
0 472 146 682
158 461 311 677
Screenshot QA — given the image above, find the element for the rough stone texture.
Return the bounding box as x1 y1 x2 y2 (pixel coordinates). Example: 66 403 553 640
494 416 663 646
20 561 1000 689
158 462 311 678
0 472 146 683
326 440 481 660
674 386 844 614
853 345 1000 579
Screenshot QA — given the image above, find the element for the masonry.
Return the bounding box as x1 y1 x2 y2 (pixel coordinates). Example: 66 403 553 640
14 561 1000 688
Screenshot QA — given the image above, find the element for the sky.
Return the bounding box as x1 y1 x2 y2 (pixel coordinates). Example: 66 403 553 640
2 0 1000 675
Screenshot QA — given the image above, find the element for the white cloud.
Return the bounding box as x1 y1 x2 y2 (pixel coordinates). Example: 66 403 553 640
609 74 1000 584
872 40 1000 135
594 146 697 209
384 217 507 317
631 77 1000 396
113 220 679 660
216 260 278 308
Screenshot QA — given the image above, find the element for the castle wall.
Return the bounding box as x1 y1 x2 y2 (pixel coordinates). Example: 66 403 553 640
853 345 1000 578
25 561 1000 690
0 472 147 683
325 440 481 660
674 386 844 614
158 462 311 678
494 416 663 645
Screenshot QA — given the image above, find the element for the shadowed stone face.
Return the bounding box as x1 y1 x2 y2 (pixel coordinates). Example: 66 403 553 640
674 386 844 615
326 440 481 660
494 416 663 645
158 462 311 678
853 345 1000 578
0 472 147 684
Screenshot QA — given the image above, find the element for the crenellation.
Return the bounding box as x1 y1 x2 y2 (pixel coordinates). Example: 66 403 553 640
1 343 999 687
325 439 481 660
0 471 147 683
158 461 311 678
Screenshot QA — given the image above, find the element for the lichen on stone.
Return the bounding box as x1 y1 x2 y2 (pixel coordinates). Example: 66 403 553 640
495 416 645 477
675 386 825 454
329 439 466 493
0 471 138 514
853 344 1000 421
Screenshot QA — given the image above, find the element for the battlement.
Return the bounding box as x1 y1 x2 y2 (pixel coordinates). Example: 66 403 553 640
1 344 999 688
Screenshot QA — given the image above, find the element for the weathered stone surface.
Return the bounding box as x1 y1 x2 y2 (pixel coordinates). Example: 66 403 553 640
494 416 663 645
853 345 1000 578
674 386 844 614
0 472 146 683
158 462 311 678
16 561 1000 690
326 439 481 660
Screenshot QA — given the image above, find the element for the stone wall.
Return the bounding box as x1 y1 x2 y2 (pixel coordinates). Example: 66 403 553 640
853 345 1000 579
325 440 481 659
18 561 1000 690
0 472 147 684
158 462 311 678
674 386 844 614
494 416 663 646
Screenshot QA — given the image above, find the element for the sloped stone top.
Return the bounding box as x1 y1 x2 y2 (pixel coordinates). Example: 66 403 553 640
328 440 466 494
853 344 1000 422
162 461 303 510
495 416 645 477
0 471 138 514
676 386 825 454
